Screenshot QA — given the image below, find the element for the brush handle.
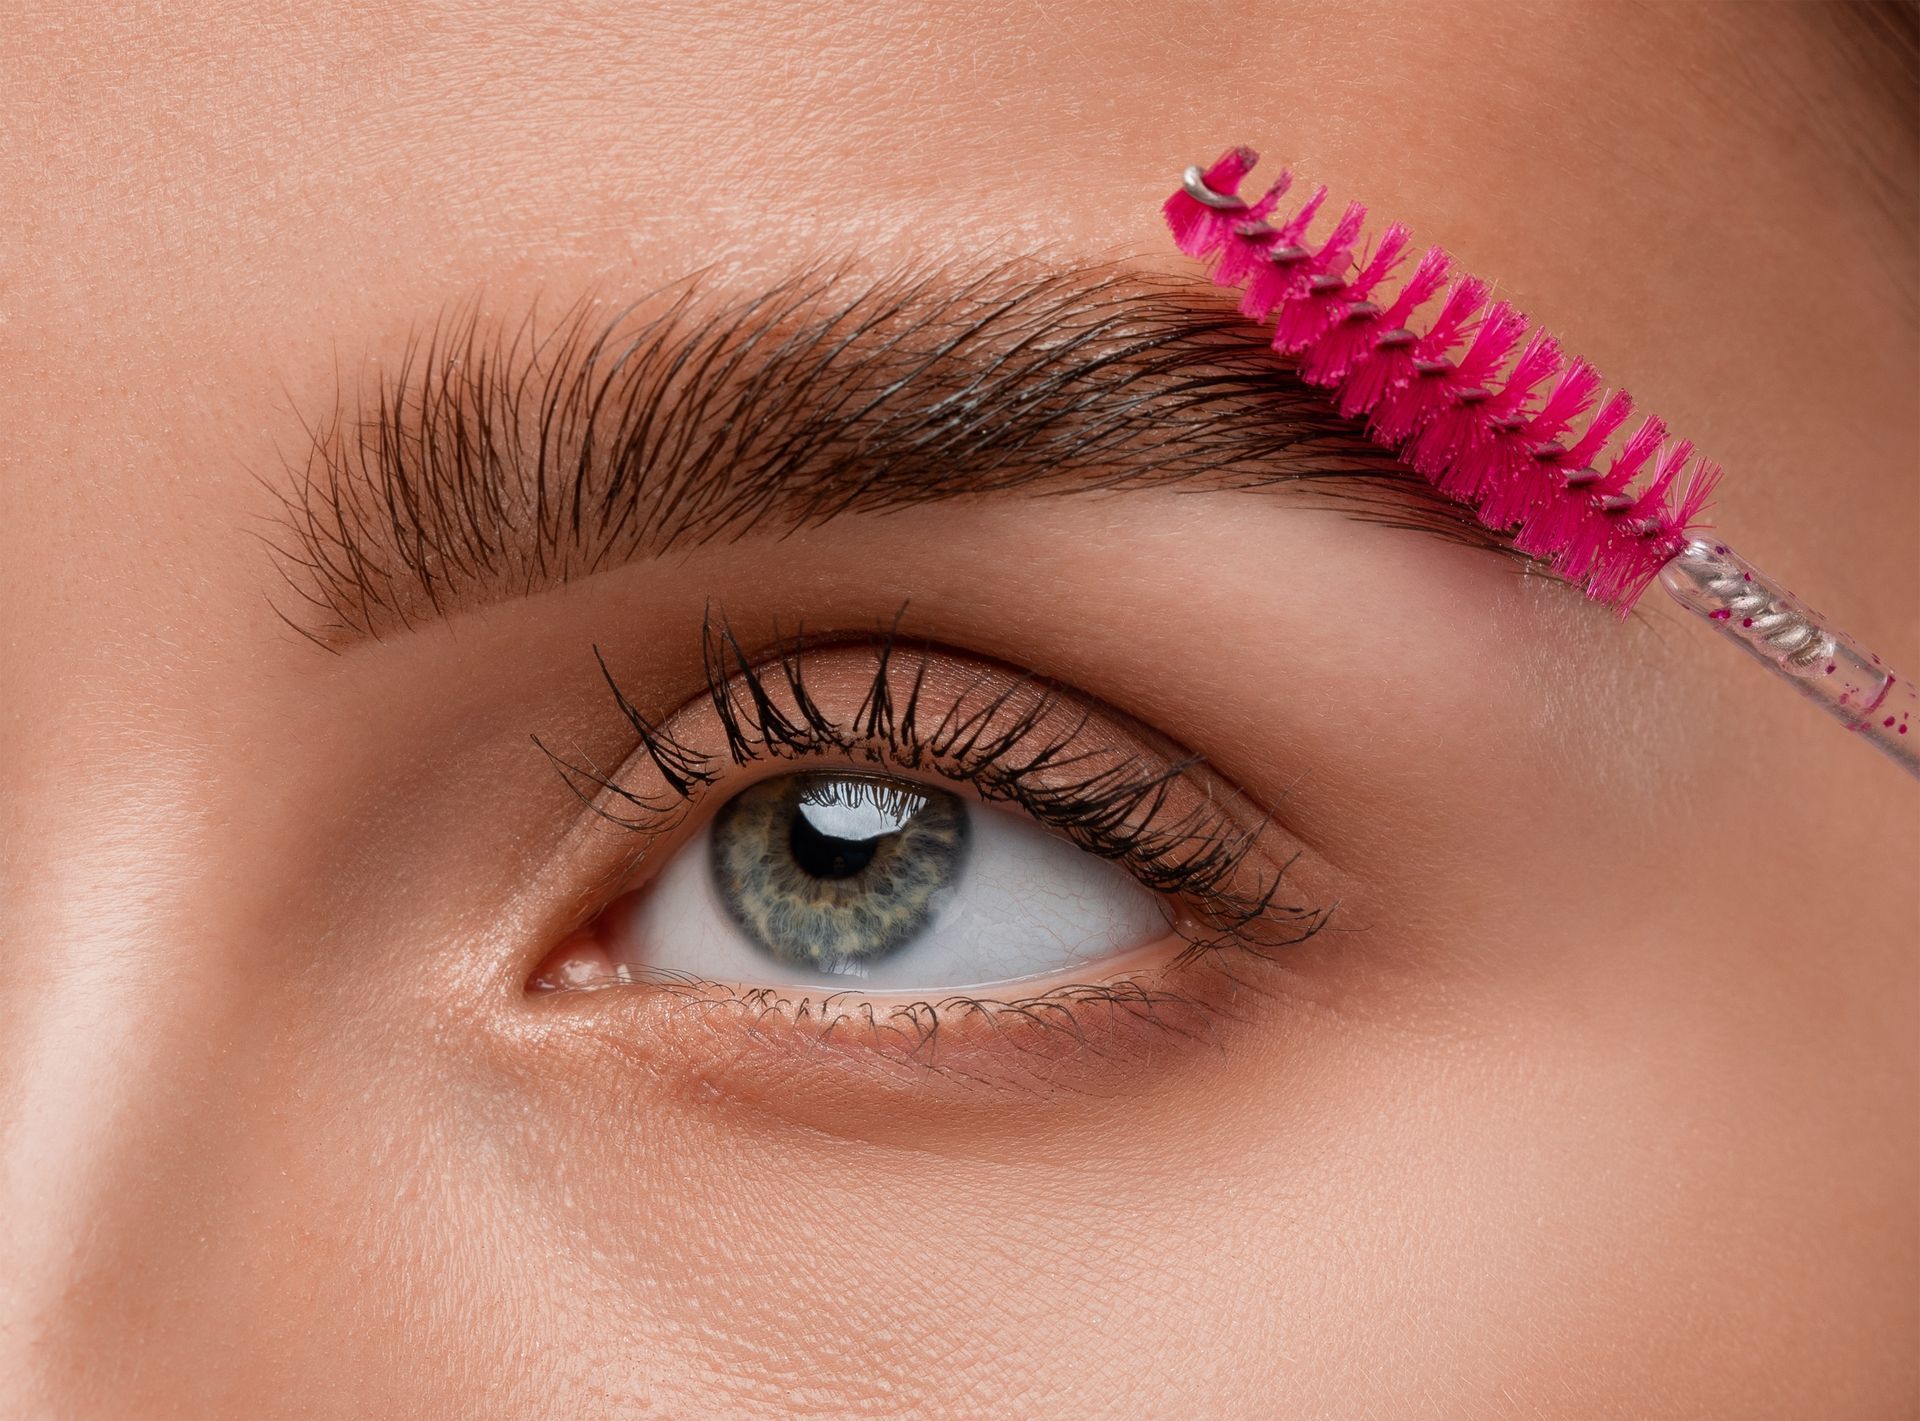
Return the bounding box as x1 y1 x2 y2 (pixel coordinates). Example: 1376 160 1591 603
1659 540 1917 778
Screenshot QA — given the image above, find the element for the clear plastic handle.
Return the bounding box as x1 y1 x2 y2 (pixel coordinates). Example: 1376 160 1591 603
1659 540 1916 778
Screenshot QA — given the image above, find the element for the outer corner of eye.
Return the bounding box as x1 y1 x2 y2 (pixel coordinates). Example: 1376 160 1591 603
527 768 1175 1000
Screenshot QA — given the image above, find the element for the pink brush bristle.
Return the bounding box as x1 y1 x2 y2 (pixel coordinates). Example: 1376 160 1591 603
1212 173 1295 286
1296 224 1413 385
1163 147 1263 257
1443 330 1566 514
1328 246 1451 417
1236 187 1331 321
1672 455 1723 530
1515 387 1632 567
1407 300 1530 486
1369 276 1491 446
1475 349 1589 531
1561 414 1667 597
1270 202 1369 354
1163 146 1722 610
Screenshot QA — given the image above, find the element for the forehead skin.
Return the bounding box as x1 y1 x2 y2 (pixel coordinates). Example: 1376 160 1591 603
2 3 1915 1419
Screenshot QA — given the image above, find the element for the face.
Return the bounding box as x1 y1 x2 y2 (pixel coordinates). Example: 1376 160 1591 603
3 3 1915 1416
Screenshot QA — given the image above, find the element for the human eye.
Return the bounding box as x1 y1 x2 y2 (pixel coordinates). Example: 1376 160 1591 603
597 768 1171 993
525 614 1331 1072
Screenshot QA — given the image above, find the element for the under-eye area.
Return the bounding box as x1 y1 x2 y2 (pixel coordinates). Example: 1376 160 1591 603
523 614 1339 1076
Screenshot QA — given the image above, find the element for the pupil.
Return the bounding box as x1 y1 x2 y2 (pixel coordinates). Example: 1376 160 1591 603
789 807 885 879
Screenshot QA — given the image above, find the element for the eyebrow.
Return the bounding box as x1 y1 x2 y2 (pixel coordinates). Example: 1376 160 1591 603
269 255 1518 644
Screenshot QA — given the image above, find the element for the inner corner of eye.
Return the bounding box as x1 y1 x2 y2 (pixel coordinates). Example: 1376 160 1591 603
526 767 1177 998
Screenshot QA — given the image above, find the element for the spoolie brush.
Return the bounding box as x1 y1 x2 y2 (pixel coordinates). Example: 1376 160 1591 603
1163 146 1916 778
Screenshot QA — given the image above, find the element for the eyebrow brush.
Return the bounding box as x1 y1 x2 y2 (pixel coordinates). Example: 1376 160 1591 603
1165 147 1916 779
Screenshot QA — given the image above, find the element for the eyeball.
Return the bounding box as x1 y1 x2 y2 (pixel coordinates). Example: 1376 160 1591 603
605 771 1171 992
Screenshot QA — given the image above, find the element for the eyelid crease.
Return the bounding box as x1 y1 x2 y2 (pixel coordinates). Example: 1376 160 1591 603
270 253 1529 646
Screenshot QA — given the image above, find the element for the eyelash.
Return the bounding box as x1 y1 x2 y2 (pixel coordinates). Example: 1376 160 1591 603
532 609 1334 1052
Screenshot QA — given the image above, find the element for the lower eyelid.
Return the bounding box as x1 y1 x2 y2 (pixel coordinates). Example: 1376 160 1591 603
506 846 1359 1123
516 871 1330 1114
520 941 1252 1111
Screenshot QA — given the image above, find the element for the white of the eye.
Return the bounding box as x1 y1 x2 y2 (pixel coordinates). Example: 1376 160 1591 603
611 789 1170 992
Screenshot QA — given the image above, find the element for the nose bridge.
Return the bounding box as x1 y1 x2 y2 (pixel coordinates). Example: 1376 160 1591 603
0 750 263 1409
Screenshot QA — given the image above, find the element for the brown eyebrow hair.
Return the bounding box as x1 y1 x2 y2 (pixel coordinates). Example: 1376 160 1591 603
267 254 1519 645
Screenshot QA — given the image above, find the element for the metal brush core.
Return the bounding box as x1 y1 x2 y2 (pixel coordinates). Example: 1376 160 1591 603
1181 165 1246 210
1663 542 1835 673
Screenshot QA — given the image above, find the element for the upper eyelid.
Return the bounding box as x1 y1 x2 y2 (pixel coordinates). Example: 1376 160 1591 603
268 254 1527 647
539 628 1325 953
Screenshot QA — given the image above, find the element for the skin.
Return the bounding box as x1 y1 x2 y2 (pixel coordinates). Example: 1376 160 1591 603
2 1 1915 1416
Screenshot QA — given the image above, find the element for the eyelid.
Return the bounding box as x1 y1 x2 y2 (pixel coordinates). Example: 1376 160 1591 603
542 630 1319 944
522 625 1338 1093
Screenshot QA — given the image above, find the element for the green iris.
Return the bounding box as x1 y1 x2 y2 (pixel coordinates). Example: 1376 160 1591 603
709 772 970 971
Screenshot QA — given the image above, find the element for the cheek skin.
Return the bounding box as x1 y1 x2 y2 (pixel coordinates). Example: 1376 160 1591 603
2 3 1915 1420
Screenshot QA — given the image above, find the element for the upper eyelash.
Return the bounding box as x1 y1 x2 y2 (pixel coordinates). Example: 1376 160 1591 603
535 606 1333 955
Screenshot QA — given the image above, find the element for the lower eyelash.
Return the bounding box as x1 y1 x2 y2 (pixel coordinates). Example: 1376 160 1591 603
551 960 1275 1085
537 607 1334 981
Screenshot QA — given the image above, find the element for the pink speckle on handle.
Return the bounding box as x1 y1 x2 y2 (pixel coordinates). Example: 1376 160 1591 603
1825 664 1836 674
1742 572 1752 581
1902 725 1910 735
1710 608 1731 620
1886 717 1898 728
1741 616 1753 627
